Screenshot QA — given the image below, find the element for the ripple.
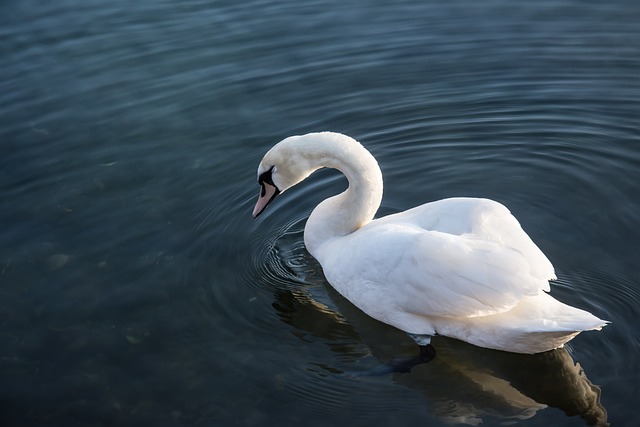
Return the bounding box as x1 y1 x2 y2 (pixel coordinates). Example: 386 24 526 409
2 0 639 425
554 269 640 354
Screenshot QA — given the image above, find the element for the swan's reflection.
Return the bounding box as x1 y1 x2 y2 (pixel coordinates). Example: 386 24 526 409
272 283 608 426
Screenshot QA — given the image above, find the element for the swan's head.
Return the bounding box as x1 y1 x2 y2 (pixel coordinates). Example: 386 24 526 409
252 134 322 218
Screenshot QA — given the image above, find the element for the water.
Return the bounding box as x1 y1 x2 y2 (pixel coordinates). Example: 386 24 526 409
1 0 639 425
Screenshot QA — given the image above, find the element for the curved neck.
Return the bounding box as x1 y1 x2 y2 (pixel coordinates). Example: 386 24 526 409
302 134 383 256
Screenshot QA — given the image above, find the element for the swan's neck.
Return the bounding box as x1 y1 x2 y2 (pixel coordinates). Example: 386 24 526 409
302 135 383 256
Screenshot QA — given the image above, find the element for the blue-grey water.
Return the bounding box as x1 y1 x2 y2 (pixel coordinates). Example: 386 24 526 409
1 0 639 426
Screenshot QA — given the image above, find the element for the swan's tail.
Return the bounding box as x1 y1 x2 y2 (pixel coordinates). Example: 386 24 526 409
521 292 609 334
434 292 609 354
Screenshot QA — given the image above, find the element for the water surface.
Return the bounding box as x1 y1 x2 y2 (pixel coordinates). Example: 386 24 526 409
1 0 639 426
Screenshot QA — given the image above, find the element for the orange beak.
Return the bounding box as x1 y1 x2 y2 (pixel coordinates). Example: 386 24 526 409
252 182 280 218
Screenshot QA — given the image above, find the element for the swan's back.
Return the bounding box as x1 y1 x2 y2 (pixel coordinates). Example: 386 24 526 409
378 198 556 283
312 198 598 349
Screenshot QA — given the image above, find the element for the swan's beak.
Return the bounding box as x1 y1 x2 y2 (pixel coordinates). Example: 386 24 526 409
252 182 280 218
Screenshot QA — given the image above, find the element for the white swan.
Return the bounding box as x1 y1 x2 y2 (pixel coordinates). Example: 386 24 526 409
252 132 608 354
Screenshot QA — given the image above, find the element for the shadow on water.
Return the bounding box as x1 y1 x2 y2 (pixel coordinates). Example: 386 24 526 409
268 221 608 427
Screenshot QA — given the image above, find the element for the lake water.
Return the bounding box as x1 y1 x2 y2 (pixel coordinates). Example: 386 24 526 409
1 0 639 426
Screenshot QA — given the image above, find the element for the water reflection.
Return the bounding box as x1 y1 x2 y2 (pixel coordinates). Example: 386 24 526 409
269 225 607 426
404 341 606 426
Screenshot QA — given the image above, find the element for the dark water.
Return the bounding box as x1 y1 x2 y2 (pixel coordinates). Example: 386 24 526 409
1 0 639 425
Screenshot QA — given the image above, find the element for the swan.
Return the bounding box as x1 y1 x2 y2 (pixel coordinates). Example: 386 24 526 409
252 132 608 355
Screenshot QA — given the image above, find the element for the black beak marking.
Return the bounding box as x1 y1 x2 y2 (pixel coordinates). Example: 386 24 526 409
258 166 279 198
258 166 276 188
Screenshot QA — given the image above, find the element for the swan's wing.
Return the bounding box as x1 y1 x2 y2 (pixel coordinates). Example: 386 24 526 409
392 228 551 318
320 220 554 320
380 197 556 283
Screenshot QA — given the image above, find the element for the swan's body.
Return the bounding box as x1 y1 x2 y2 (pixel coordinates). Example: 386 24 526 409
253 132 607 354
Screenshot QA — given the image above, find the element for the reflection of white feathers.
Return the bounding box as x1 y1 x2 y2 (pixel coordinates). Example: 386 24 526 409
256 132 608 354
413 344 606 426
446 371 546 425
